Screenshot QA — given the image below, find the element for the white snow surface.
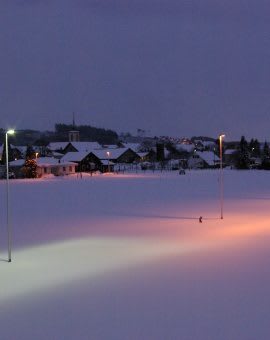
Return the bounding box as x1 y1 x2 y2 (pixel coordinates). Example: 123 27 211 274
0 170 270 340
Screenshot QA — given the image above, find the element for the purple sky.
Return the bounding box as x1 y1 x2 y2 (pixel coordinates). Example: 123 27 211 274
1 0 270 140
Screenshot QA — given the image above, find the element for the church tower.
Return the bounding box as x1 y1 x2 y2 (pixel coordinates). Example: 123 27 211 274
68 112 80 142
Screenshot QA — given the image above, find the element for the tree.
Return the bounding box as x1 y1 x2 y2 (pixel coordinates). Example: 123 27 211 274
156 143 165 162
140 140 155 152
253 139 261 157
22 145 37 178
1 139 12 165
261 142 270 169
54 123 119 144
1 133 16 164
262 141 270 158
249 138 261 157
235 136 250 169
25 145 36 159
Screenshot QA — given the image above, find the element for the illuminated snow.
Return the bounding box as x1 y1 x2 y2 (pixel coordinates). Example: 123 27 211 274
0 170 270 340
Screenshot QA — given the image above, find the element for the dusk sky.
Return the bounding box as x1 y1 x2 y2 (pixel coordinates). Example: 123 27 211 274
1 0 270 140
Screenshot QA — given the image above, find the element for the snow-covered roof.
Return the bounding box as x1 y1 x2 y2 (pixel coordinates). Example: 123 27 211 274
175 143 195 153
122 143 141 152
225 149 237 155
193 140 215 147
0 144 24 154
61 151 90 162
137 152 149 158
10 157 76 167
52 152 64 157
202 141 215 147
70 142 101 152
47 142 69 152
9 159 25 166
195 151 220 165
92 148 131 160
100 160 115 165
98 144 119 149
14 146 27 154
36 157 76 167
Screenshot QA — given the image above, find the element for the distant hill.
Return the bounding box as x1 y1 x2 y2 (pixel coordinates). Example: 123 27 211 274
0 124 119 146
54 124 119 144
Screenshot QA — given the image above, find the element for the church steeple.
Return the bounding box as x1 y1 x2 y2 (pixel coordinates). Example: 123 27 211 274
69 112 80 142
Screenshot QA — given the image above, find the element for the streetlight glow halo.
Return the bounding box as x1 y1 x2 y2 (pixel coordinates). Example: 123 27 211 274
7 129 15 135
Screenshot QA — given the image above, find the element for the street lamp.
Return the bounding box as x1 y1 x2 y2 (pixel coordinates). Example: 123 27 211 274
6 129 15 262
219 134 225 220
106 151 110 173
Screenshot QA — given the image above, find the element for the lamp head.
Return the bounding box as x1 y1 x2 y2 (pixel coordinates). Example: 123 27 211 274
219 134 225 139
7 129 15 135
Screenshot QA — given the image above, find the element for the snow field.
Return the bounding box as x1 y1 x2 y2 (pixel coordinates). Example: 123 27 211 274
0 170 270 339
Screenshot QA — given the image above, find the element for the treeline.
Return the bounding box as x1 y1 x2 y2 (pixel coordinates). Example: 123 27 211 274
0 124 119 146
232 136 270 170
55 124 119 144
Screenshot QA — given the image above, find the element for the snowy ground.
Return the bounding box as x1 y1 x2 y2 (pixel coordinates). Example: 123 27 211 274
0 170 270 340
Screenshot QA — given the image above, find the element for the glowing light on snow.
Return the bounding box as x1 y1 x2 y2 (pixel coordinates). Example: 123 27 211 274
1 210 269 303
0 236 203 302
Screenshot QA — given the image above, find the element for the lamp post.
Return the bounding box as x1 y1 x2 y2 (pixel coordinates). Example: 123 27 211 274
106 151 110 173
6 129 15 262
219 134 225 220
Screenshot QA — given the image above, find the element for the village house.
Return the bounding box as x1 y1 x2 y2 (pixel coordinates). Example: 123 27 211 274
188 151 220 169
61 151 102 172
122 143 142 152
47 142 70 154
137 149 156 163
63 142 101 154
9 157 76 178
92 148 140 172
